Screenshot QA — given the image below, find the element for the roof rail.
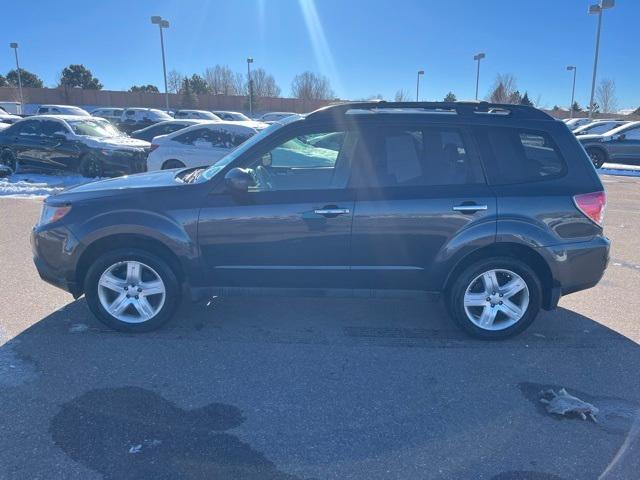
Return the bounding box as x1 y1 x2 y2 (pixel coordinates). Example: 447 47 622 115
307 100 553 121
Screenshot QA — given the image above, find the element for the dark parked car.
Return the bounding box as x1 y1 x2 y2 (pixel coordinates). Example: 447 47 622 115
116 108 173 134
31 101 609 339
578 121 640 168
129 119 207 142
0 115 150 177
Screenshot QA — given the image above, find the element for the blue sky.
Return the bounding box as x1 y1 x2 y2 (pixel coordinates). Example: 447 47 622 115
1 0 637 109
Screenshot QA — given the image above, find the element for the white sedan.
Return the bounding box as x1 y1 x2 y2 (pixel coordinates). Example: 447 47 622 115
146 121 268 171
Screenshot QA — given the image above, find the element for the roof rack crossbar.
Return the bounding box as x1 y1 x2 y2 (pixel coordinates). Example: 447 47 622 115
307 100 552 120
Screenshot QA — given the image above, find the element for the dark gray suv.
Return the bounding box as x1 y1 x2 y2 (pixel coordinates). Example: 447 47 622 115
31 102 610 339
579 120 640 168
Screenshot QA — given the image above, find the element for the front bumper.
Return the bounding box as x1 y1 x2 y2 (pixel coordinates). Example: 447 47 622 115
31 223 82 296
537 235 610 308
99 149 149 176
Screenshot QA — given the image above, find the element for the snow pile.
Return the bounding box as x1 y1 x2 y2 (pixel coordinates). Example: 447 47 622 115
600 163 640 178
0 173 89 199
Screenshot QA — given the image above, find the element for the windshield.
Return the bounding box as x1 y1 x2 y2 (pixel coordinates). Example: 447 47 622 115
199 117 302 181
231 112 250 121
578 122 624 135
148 109 173 120
67 119 124 137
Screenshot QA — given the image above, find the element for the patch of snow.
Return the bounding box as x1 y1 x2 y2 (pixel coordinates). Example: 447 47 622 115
0 173 92 199
599 163 640 178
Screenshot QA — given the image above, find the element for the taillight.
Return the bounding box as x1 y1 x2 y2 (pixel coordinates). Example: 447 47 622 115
573 191 606 226
149 143 159 152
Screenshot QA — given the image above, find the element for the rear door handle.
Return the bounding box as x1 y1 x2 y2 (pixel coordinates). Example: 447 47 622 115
314 208 350 216
453 204 488 213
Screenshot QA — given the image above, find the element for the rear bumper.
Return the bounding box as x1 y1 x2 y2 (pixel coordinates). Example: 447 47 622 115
537 235 610 309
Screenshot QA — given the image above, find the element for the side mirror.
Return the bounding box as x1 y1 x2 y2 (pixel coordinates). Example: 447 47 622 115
224 167 254 194
616 133 626 141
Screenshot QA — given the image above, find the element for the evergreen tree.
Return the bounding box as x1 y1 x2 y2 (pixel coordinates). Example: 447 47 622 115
59 64 103 89
129 84 160 93
443 91 457 102
7 68 43 88
571 101 583 112
189 74 210 95
180 78 198 108
520 92 533 107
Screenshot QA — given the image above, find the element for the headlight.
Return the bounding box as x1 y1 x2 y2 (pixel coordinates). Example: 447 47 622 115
39 204 71 226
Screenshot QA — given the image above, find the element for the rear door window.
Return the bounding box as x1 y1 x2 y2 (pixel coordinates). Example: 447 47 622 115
351 125 484 187
478 127 566 184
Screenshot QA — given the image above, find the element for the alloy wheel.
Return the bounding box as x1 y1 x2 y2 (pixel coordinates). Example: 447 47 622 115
463 269 530 331
97 260 166 324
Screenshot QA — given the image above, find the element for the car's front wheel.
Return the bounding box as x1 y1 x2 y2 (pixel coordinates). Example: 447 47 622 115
79 153 104 178
84 249 180 332
586 147 606 169
447 257 541 339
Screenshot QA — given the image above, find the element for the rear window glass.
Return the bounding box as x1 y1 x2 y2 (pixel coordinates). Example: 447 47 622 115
481 128 566 184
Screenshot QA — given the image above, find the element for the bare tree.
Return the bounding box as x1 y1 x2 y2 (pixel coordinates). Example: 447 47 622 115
488 73 519 103
291 71 334 101
596 78 618 113
248 68 281 98
394 89 411 102
204 65 244 95
167 70 184 94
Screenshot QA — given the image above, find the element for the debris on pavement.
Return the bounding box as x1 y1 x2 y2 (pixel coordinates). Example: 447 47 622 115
540 388 599 422
69 323 89 333
128 439 162 454
128 444 142 454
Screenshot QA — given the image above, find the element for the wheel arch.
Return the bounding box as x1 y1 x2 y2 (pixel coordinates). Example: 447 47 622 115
443 242 555 309
75 233 185 296
162 159 186 170
584 144 609 163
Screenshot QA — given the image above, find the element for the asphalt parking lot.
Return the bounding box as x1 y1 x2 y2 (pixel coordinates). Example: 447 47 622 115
1 174 640 480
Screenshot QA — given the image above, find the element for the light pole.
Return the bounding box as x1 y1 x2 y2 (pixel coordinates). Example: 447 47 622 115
587 0 615 120
566 66 577 119
246 57 254 115
9 43 23 114
473 53 485 100
416 70 424 101
151 16 170 112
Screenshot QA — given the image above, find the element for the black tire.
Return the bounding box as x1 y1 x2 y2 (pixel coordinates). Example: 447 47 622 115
586 147 606 169
0 149 17 173
79 153 104 178
447 257 542 340
84 248 181 332
162 159 186 170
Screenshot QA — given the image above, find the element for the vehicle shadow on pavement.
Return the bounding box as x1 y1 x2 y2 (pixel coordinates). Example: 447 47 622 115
2 297 640 480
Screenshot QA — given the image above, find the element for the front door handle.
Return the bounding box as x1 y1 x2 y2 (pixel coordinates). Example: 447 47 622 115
314 208 350 216
453 204 488 213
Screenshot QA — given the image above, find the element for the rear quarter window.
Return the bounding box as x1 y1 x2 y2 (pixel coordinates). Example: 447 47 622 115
478 127 567 185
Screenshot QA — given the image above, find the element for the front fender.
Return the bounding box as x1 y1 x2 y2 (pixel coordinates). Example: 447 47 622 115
67 207 200 279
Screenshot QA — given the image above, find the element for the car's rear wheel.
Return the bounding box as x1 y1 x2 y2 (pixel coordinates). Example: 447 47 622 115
447 257 541 339
586 147 606 169
162 159 186 170
0 149 17 173
84 249 180 332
